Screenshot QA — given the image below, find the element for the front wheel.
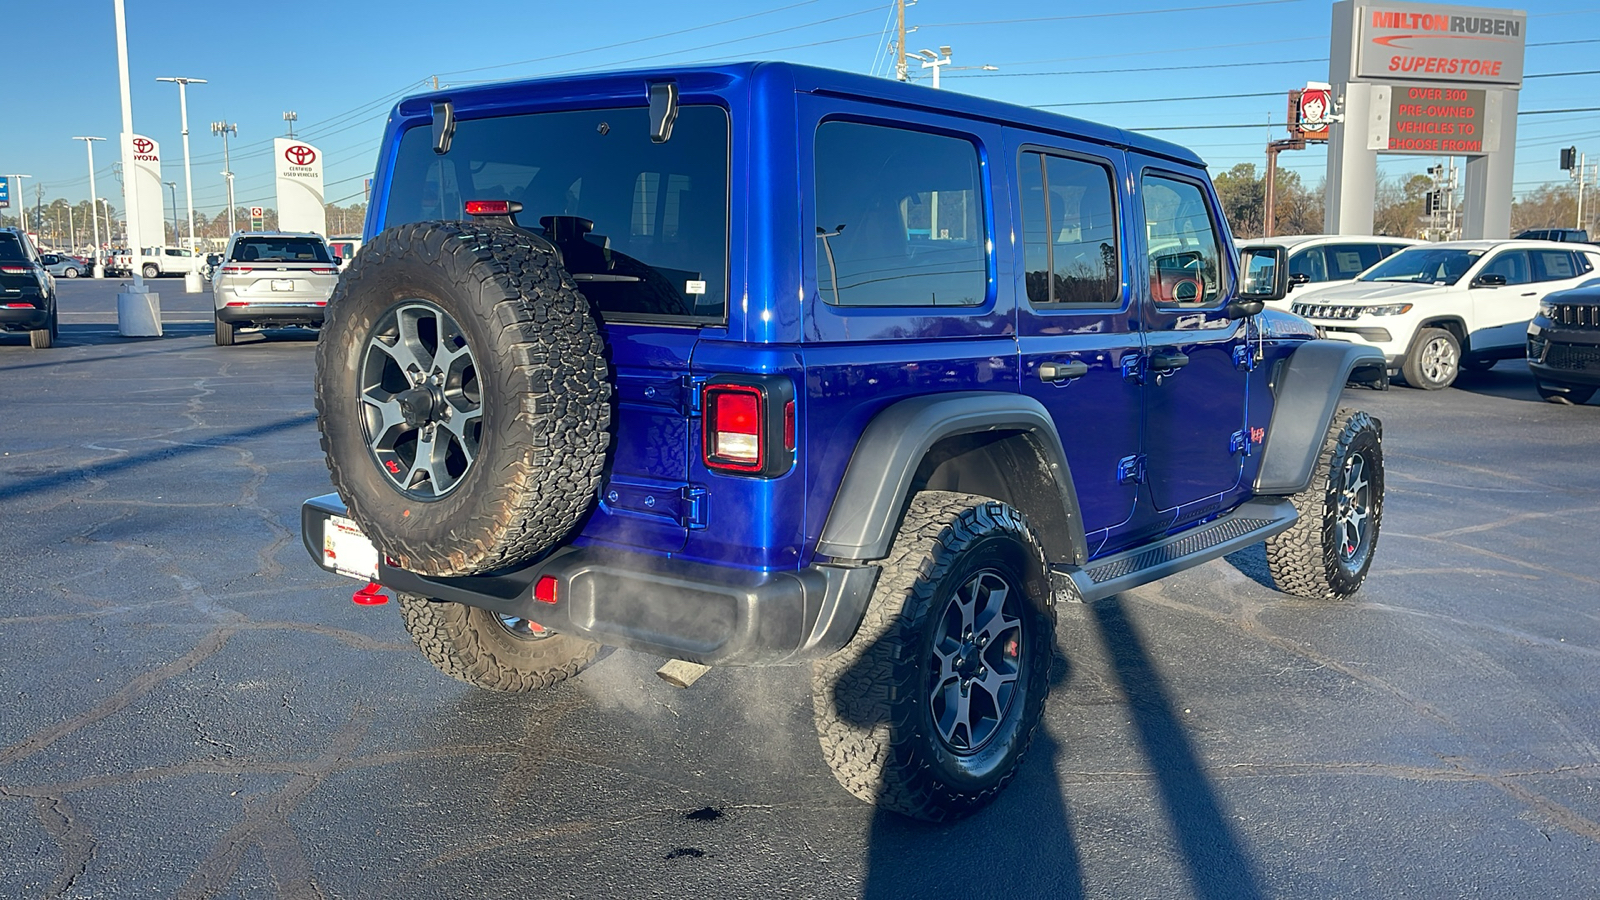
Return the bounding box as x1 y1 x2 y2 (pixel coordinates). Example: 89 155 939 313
142 263 159 279
398 595 600 692
812 492 1055 822
1401 328 1460 390
1266 409 1384 599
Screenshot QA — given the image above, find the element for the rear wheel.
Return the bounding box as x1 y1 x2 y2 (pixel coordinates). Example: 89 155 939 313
142 263 159 279
63 267 80 278
214 315 235 346
1401 328 1459 390
1535 381 1596 405
398 595 599 692
812 492 1055 822
29 322 53 349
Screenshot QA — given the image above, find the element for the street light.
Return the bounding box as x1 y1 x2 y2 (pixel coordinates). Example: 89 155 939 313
157 75 207 290
73 139 107 277
283 111 297 137
905 46 996 90
165 181 179 247
211 120 238 236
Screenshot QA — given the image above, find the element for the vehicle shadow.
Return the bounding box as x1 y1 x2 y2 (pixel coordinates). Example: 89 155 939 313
853 592 1266 899
858 652 1084 900
1447 361 1594 405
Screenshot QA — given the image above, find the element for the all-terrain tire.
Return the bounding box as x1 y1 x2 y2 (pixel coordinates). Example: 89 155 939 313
1400 327 1459 390
214 315 234 346
1266 408 1384 599
398 594 600 692
316 221 611 576
812 491 1055 822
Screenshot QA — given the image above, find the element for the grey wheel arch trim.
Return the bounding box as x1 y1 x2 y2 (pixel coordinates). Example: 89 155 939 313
1255 340 1386 495
816 392 1087 566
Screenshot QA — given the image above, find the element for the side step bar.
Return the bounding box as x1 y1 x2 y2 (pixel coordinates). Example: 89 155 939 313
1059 498 1297 603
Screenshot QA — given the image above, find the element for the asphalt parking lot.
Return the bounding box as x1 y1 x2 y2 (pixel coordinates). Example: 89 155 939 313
4 277 1599 899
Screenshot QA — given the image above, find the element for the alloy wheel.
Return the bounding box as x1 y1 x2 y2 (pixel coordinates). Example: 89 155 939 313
927 569 1025 754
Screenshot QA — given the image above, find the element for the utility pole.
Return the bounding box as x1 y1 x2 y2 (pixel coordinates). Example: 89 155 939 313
7 175 29 233
34 184 44 239
212 121 238 235
157 76 207 290
283 111 297 138
74 137 105 276
166 181 179 246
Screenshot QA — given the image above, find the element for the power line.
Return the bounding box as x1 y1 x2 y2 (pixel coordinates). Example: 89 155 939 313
923 0 1305 28
1036 91 1281 109
952 58 1324 78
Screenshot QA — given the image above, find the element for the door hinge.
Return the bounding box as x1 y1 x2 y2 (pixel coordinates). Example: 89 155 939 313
680 484 708 529
1232 343 1257 371
1117 454 1147 485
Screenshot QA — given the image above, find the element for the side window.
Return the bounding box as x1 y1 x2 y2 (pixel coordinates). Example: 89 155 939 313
1288 248 1326 282
1532 249 1578 282
1379 243 1409 259
814 120 986 307
1142 174 1225 307
1326 243 1383 278
1480 250 1531 284
1019 151 1120 305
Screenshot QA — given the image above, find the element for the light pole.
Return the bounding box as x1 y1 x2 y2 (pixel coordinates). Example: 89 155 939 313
6 175 30 232
212 121 237 236
74 137 105 275
157 75 207 291
165 181 179 247
283 110 297 137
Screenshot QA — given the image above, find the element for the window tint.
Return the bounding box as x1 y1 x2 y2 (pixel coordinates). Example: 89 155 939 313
1325 243 1383 278
1288 247 1327 282
1142 175 1224 306
814 120 986 307
1480 250 1531 284
386 106 729 320
0 234 28 262
1020 151 1119 305
230 237 332 263
1532 249 1578 281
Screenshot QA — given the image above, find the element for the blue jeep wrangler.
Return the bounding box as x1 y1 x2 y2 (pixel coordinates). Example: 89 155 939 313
302 62 1388 821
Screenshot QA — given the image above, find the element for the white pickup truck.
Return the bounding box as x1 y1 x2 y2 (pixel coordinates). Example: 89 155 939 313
130 247 201 278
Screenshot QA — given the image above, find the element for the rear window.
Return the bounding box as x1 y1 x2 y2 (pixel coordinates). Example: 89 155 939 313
384 105 730 322
0 234 29 262
229 237 332 263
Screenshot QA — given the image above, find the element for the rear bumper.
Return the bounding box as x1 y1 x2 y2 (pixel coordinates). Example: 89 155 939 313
0 304 51 330
217 302 326 327
301 494 878 667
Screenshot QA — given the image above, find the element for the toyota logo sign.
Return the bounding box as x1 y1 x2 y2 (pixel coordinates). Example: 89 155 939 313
132 137 154 154
285 144 317 166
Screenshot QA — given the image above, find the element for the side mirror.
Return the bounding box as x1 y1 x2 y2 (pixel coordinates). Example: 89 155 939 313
1474 273 1507 287
332 256 343 267
1236 245 1288 305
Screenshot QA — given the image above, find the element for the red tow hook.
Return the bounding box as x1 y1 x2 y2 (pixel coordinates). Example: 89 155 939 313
352 581 389 605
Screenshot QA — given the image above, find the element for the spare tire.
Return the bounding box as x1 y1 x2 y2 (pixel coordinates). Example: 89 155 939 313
315 221 611 576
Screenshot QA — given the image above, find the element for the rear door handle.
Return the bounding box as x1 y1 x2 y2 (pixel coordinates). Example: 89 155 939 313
1038 360 1089 383
1148 351 1190 372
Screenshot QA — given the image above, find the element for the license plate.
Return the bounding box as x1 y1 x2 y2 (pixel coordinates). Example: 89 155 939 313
271 279 295 291
323 515 378 581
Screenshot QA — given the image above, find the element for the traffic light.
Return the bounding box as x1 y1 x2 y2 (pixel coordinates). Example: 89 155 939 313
1425 191 1442 215
1561 147 1577 170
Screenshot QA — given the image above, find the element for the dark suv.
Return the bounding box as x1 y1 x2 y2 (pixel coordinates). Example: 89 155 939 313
300 63 1388 821
0 227 59 348
1528 278 1600 404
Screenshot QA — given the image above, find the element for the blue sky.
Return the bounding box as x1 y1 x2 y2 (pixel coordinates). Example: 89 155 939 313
6 0 1597 222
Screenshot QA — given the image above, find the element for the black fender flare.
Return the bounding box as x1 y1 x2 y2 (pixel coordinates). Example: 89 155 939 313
1255 340 1386 495
815 392 1087 565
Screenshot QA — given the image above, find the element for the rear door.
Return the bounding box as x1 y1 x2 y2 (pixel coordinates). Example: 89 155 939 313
1131 159 1254 523
1010 136 1145 556
381 102 733 553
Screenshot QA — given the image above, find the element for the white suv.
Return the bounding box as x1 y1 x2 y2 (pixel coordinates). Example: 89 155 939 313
1290 240 1600 389
1239 234 1421 309
211 232 339 346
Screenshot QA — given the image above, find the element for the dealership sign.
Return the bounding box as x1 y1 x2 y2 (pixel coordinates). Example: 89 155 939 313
1383 85 1489 153
274 138 326 236
1354 1 1526 86
125 133 167 247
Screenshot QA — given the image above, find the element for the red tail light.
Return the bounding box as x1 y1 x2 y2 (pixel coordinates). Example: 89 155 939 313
220 265 252 274
310 267 338 275
534 576 558 604
465 199 523 218
701 376 796 477
0 266 29 275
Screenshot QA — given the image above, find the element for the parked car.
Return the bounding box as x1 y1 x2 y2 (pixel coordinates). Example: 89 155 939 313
1290 240 1600 389
0 227 59 348
328 236 362 271
1516 228 1590 244
39 252 86 278
1527 278 1600 403
298 61 1389 822
106 248 130 276
211 232 338 345
137 246 201 278
1240 234 1421 308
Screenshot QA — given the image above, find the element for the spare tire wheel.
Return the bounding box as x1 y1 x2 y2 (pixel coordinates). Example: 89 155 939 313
315 221 612 576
